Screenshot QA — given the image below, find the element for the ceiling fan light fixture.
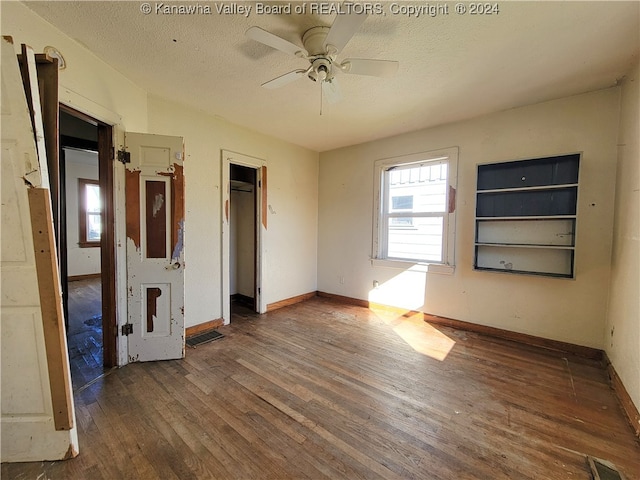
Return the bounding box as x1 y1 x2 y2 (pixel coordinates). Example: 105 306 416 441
317 65 328 82
308 58 331 82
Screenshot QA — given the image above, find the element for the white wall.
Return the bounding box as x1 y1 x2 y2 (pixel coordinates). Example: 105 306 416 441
64 148 100 277
606 62 640 413
146 95 319 327
319 88 620 349
230 189 256 298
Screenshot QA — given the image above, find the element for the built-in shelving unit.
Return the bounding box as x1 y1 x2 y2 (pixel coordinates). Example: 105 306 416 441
474 154 580 278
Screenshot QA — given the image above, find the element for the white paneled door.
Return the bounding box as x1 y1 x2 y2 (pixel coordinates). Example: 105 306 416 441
124 133 185 362
1 36 78 462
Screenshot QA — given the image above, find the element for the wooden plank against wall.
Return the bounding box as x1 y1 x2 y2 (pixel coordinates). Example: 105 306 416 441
28 188 74 430
21 43 73 431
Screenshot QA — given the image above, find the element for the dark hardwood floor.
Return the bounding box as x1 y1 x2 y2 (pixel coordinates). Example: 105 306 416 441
66 277 106 391
3 297 639 479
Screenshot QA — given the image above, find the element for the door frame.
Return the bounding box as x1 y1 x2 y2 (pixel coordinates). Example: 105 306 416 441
59 102 120 367
221 150 266 323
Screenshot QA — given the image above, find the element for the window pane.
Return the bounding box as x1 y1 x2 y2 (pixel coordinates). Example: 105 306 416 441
86 184 101 213
387 217 443 262
390 217 413 227
87 213 101 241
387 164 447 213
391 195 413 211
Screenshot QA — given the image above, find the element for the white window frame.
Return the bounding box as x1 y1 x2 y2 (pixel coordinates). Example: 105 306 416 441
372 147 458 273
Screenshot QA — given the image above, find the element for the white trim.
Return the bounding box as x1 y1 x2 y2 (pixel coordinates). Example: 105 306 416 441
221 150 266 325
112 127 128 367
59 85 122 126
427 263 456 275
370 258 455 275
372 147 459 267
59 98 129 367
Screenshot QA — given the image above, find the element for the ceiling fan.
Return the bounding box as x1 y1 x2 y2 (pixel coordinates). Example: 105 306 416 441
246 13 399 104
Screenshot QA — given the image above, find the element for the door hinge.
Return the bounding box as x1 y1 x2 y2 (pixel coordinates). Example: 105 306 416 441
117 149 131 164
121 323 133 336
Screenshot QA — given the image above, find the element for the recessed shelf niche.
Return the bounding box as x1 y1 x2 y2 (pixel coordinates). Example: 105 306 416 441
474 154 580 278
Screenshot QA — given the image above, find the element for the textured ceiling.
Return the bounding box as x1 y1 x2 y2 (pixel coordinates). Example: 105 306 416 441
23 1 640 152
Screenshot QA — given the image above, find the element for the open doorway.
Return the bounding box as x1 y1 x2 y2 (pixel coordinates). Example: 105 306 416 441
58 107 116 388
221 151 266 323
60 127 102 388
230 164 257 317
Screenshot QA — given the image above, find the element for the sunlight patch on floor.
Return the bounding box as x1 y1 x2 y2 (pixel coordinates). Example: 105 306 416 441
367 267 455 360
371 307 456 361
392 312 456 361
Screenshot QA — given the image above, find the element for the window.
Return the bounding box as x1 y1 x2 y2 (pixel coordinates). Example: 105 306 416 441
373 148 458 266
78 178 101 247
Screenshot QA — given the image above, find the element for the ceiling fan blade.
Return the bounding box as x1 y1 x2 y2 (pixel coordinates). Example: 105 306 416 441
246 26 308 57
341 59 399 77
323 12 368 53
322 77 343 104
261 70 307 89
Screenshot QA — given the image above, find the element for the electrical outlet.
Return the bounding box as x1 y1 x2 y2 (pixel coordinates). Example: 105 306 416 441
339 275 345 284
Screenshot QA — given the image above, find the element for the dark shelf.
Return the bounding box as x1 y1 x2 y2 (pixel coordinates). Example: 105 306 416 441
477 154 580 190
476 186 578 217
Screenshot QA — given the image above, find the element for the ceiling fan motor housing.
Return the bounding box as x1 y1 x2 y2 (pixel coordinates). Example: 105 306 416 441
302 26 331 55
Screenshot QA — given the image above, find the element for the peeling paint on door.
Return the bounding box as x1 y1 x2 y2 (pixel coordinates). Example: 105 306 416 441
172 219 185 261
145 180 167 259
159 163 185 261
152 193 164 217
125 169 141 250
146 287 162 333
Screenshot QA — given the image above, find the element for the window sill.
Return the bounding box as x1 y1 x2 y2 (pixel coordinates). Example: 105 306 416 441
78 241 100 248
370 258 455 275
